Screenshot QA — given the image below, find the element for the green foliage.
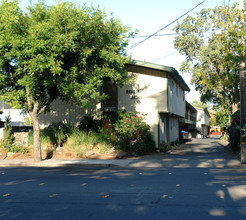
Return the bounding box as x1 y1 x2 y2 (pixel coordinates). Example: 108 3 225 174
79 115 102 133
0 0 135 161
28 114 155 157
173 4 243 114
3 114 29 154
23 116 32 126
0 0 133 110
210 105 233 128
5 145 29 154
113 111 155 155
3 114 14 149
228 110 240 152
215 110 229 128
28 130 52 145
28 122 73 147
160 144 172 153
159 139 180 152
114 112 150 145
28 124 114 155
220 133 229 141
47 122 74 147
171 140 180 148
67 130 113 154
191 100 210 111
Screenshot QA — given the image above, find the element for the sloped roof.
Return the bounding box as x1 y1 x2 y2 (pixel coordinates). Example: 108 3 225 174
186 101 197 112
126 60 190 92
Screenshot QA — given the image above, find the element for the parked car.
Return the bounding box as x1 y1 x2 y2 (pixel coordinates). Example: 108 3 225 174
180 130 192 141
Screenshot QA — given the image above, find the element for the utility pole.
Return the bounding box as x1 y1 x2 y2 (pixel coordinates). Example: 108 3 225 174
239 0 246 163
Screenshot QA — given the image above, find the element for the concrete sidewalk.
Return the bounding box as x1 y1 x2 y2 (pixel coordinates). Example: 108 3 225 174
0 157 135 167
0 138 245 168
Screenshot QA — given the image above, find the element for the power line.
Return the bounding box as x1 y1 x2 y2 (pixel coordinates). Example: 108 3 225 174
149 51 179 63
135 33 180 38
133 51 179 68
127 0 207 51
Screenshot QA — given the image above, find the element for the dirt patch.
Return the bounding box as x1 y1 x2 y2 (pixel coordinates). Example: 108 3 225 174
0 148 7 160
6 152 33 159
0 147 121 160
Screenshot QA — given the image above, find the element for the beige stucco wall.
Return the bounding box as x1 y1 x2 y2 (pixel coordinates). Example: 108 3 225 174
118 71 168 147
169 117 179 143
167 77 185 118
39 99 101 128
196 109 210 137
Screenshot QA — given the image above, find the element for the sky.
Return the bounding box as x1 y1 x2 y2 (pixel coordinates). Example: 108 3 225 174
18 0 239 103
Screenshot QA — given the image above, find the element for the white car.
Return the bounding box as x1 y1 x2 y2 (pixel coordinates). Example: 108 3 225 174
180 130 192 140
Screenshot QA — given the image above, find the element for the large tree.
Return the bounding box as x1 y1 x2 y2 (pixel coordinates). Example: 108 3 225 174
173 3 245 117
0 0 134 161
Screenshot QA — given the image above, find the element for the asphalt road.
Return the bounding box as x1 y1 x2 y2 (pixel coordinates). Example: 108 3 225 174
0 138 246 220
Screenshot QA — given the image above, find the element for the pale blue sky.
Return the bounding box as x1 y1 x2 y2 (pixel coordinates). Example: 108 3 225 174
18 0 239 102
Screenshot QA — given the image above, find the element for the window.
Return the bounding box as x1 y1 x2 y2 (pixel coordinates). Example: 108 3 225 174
102 78 117 111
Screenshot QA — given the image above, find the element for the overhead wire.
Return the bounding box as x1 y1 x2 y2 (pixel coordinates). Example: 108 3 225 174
149 51 179 63
127 0 207 51
135 33 180 38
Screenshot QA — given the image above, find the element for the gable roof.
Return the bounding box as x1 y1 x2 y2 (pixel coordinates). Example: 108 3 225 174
126 60 190 92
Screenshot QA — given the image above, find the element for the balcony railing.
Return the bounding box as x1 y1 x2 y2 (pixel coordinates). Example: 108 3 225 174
185 112 196 122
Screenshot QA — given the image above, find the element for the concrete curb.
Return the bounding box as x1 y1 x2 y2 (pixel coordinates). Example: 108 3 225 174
0 159 134 168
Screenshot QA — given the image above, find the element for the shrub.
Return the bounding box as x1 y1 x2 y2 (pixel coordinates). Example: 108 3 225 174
64 130 114 156
113 111 155 155
48 122 73 147
79 115 102 133
27 112 155 157
228 110 240 152
114 112 150 145
220 133 229 141
68 130 111 147
28 122 74 147
6 145 29 154
3 114 14 149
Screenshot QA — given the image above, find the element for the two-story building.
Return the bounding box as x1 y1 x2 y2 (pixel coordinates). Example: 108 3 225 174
180 102 211 138
179 101 197 137
196 108 210 138
1 60 190 149
38 60 190 148
119 61 190 147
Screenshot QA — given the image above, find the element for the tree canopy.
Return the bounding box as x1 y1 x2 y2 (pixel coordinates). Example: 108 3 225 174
173 3 245 116
0 0 134 161
190 100 210 111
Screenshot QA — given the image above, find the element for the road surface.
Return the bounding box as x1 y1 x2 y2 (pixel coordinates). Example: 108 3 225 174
0 138 246 219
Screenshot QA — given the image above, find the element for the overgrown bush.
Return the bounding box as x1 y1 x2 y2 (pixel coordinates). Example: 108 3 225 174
3 114 14 149
28 122 74 147
28 112 155 157
228 110 240 152
114 112 150 145
3 114 29 154
79 115 102 133
68 130 112 147
6 145 29 154
113 111 155 155
159 139 180 153
65 130 114 156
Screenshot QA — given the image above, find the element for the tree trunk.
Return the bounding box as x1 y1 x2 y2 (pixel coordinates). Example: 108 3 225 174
30 109 42 162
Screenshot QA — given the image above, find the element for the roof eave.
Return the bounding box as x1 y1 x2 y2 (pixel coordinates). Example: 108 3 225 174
126 60 190 92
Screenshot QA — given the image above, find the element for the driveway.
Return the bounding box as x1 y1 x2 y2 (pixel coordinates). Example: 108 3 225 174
128 138 243 168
